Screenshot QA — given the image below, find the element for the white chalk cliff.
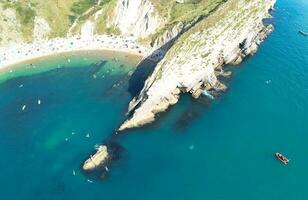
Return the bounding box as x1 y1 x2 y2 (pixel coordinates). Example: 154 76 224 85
112 0 163 38
33 17 51 40
119 0 276 130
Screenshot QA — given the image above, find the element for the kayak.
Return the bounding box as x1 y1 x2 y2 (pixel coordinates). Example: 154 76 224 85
276 152 289 164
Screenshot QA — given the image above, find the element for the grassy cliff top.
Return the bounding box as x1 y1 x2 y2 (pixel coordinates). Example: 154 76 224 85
150 0 226 24
145 0 226 44
0 0 226 45
0 0 116 41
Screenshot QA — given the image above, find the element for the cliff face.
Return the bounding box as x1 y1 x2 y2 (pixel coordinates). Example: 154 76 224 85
0 0 224 49
0 0 165 46
112 0 163 38
119 0 276 130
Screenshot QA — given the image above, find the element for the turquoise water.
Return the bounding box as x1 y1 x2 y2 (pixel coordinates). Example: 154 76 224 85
0 0 308 199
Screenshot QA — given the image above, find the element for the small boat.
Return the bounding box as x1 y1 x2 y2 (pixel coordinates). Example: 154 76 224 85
72 170 76 176
86 133 90 138
38 99 41 105
22 105 26 111
275 152 289 164
299 31 308 36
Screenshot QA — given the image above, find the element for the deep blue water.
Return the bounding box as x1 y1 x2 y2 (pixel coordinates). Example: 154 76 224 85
0 0 308 199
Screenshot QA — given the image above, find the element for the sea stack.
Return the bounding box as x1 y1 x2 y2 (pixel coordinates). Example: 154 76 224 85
83 145 109 171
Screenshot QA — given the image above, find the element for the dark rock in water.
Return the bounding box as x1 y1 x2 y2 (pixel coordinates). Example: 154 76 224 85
87 60 107 75
106 141 124 162
175 105 201 130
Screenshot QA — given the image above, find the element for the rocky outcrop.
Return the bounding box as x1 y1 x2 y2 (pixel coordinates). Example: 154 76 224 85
112 0 163 38
119 0 276 131
83 145 109 171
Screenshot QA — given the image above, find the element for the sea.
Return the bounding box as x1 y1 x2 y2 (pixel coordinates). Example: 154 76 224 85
0 0 307 199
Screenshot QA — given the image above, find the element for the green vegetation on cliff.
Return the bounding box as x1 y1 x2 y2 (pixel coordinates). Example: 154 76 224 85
0 0 118 42
1 0 36 41
0 0 227 46
146 0 226 44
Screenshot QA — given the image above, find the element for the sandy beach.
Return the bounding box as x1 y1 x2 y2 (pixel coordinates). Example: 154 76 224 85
0 35 149 68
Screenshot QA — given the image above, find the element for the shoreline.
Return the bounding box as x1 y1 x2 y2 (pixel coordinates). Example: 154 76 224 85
4 49 144 71
0 35 149 69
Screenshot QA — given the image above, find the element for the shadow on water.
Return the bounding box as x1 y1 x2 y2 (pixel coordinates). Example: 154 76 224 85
127 35 181 98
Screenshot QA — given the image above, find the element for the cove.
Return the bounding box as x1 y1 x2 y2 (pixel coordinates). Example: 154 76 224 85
0 0 308 199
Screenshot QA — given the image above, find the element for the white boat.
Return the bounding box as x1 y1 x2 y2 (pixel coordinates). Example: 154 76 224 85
275 152 289 164
22 105 26 111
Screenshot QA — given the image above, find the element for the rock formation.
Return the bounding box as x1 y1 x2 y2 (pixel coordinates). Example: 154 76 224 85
119 0 276 130
112 0 163 38
83 145 109 171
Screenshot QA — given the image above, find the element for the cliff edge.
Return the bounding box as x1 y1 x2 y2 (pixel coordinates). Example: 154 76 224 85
119 0 276 131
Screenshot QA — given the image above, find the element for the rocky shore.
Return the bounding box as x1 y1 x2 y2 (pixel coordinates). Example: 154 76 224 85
119 0 276 131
